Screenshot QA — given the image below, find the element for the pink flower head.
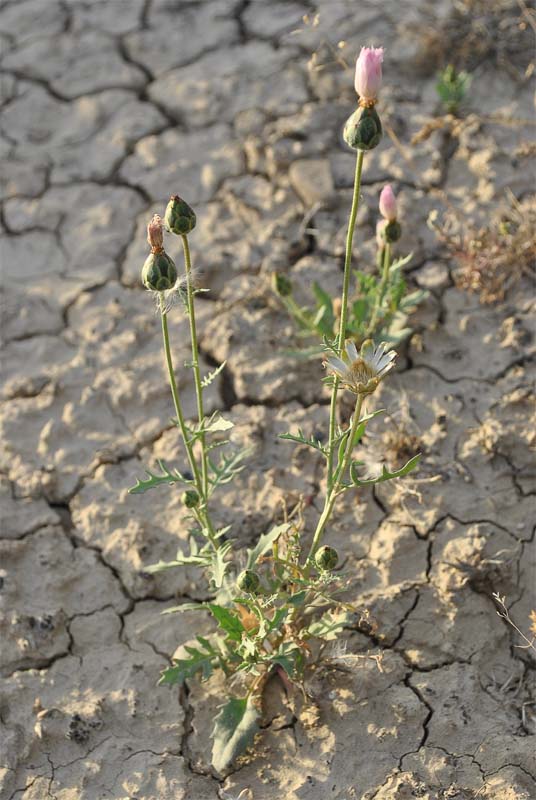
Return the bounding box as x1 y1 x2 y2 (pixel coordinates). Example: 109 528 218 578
379 184 397 222
147 213 164 251
354 46 384 102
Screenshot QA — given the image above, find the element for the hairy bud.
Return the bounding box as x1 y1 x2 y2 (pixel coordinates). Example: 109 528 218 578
164 195 196 236
236 569 260 594
141 250 177 291
381 220 402 244
181 490 199 508
315 545 339 571
343 106 382 151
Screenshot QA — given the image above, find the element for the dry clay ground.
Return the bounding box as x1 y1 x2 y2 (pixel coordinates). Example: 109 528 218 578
1 0 535 798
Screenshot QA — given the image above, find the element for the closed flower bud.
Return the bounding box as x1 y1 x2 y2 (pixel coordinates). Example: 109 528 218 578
272 271 292 297
343 106 382 151
181 490 199 508
147 214 164 250
236 569 260 593
141 250 177 291
379 185 397 222
315 545 339 571
354 46 384 104
164 195 196 236
382 220 402 243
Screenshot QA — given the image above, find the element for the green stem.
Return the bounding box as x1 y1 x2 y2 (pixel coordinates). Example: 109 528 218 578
367 241 391 337
159 299 217 547
326 149 365 492
180 234 208 497
307 394 364 563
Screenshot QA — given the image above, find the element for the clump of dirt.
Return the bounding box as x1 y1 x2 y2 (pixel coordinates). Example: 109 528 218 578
429 193 536 304
411 0 535 76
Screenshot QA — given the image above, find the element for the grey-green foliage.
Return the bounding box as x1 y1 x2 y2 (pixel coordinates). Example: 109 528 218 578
274 253 427 357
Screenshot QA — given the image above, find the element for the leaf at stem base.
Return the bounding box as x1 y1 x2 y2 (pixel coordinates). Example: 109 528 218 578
211 695 260 773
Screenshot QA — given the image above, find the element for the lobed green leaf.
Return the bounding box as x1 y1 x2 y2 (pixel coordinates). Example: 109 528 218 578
128 459 191 494
201 360 227 388
246 523 290 569
208 604 245 641
211 695 260 773
349 453 421 487
159 636 219 686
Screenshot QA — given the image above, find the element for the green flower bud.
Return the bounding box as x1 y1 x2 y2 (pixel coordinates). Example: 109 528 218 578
382 220 402 243
236 569 260 594
343 106 382 151
315 545 339 571
181 490 199 508
141 250 177 291
272 272 292 297
164 195 196 235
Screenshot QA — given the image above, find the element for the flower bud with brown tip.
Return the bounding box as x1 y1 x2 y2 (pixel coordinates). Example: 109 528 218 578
164 195 196 236
343 105 382 151
141 250 177 291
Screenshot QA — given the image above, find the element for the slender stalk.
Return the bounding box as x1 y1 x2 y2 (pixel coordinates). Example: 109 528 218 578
307 394 364 562
326 149 365 491
338 150 365 355
159 299 218 546
180 234 208 497
367 241 391 337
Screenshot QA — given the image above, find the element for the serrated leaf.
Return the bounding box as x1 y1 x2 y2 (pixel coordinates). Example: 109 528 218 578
201 360 227 388
349 453 421 487
208 604 245 641
307 609 353 641
128 459 190 494
203 415 234 433
388 252 413 273
144 539 212 573
399 289 429 311
212 696 260 773
279 429 328 456
161 602 207 615
266 606 288 633
143 553 206 573
272 642 304 679
210 541 232 588
208 446 252 494
159 636 218 686
246 523 290 569
287 589 308 607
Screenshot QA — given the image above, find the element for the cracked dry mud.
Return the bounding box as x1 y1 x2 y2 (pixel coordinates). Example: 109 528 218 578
1 1 535 798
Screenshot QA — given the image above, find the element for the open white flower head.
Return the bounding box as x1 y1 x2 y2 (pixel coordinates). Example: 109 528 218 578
325 339 396 395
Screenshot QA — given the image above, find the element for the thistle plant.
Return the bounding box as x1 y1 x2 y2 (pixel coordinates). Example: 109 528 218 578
128 46 420 773
272 184 427 353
